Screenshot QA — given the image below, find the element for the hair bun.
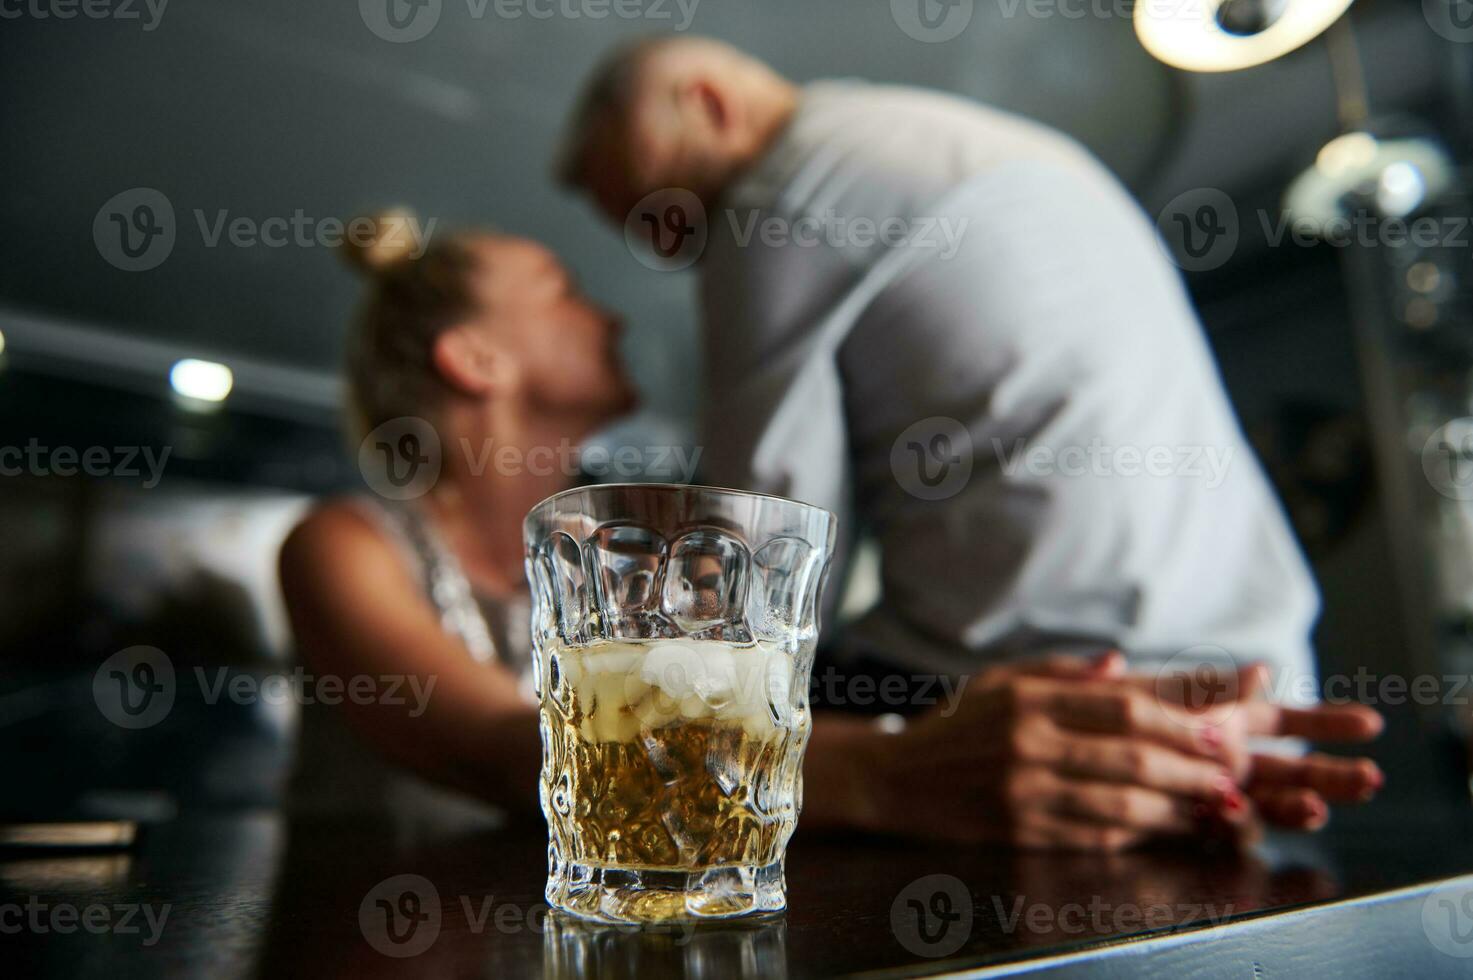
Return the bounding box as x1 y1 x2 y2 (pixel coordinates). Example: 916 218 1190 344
341 209 422 274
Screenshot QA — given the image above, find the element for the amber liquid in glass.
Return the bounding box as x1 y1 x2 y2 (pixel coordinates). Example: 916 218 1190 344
540 640 809 921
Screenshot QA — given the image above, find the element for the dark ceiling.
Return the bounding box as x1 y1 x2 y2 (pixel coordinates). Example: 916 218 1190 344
0 0 1456 421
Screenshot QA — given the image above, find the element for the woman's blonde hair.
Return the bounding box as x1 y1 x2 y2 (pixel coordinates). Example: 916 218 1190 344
339 210 479 437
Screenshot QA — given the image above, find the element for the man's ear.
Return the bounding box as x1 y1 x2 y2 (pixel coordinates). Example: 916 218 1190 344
432 324 517 397
684 77 732 134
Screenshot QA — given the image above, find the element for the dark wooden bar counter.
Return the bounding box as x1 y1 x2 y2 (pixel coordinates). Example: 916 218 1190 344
5 802 1473 978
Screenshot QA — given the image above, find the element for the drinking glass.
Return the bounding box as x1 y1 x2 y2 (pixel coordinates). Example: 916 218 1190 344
524 484 836 924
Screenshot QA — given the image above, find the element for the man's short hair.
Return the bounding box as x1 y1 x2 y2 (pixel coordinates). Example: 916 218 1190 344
555 37 664 190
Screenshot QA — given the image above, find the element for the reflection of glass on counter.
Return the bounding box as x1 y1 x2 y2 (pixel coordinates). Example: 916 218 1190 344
541 912 788 980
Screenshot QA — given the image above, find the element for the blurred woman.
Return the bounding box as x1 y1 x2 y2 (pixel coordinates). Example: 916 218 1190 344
280 215 637 820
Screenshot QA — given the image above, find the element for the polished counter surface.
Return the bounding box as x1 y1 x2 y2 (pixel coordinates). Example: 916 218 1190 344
5 806 1473 978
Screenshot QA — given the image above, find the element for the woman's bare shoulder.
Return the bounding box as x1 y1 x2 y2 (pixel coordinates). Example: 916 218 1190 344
280 497 401 586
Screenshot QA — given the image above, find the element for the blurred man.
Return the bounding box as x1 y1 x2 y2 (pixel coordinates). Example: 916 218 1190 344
557 38 1382 844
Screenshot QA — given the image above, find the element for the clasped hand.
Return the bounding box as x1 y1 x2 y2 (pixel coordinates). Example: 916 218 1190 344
864 651 1383 850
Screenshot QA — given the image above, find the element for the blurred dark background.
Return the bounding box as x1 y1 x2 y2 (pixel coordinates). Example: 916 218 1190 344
2 0 1472 821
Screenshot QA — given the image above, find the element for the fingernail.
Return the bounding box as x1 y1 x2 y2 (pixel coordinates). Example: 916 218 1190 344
1359 769 1382 801
1211 774 1237 801
1307 800 1329 829
1220 790 1247 820
1200 727 1224 751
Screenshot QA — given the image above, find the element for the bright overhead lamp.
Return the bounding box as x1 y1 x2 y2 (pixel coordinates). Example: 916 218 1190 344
169 358 234 403
1135 0 1356 73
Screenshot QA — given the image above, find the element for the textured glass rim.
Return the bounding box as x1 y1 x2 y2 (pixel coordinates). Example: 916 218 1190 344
524 482 837 529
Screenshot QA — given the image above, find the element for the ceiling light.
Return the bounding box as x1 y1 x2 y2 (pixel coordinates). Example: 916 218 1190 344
1135 0 1355 72
169 358 233 403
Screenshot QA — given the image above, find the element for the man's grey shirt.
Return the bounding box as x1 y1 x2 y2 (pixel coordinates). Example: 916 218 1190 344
697 80 1318 692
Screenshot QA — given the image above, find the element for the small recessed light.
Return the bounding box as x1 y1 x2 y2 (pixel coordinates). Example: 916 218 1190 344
170 358 233 402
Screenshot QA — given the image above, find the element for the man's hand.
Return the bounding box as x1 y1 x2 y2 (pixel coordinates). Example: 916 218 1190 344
862 652 1384 850
864 652 1252 850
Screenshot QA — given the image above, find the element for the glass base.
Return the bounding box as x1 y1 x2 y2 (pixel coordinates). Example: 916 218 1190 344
546 860 787 925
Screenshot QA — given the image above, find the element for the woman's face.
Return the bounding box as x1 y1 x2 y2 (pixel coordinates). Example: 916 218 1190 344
464 236 638 426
